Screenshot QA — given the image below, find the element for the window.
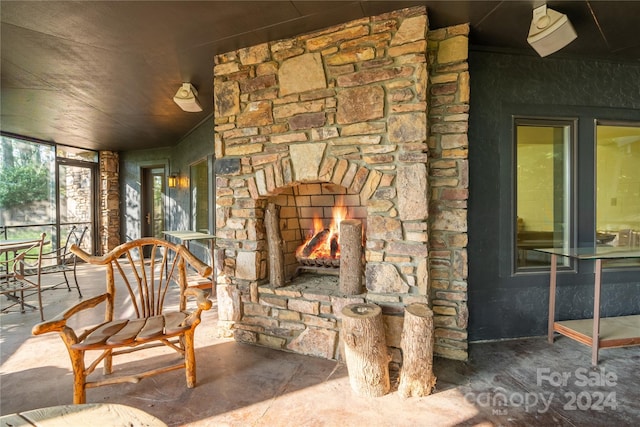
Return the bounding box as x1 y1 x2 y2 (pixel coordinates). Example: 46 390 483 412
515 119 574 270
596 123 640 266
0 136 56 233
190 159 209 233
56 145 98 162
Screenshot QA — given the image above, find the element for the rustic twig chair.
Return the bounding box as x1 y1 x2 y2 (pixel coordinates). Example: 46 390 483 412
32 237 213 404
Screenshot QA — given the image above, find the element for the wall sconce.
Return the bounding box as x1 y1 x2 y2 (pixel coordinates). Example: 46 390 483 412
168 173 179 188
173 82 203 112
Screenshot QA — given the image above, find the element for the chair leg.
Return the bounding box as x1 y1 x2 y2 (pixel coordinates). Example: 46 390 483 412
62 270 82 298
69 349 87 404
61 270 72 292
184 331 196 388
72 266 82 298
36 286 44 321
103 349 113 375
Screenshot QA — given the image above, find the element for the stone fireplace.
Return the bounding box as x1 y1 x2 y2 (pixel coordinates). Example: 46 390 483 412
213 6 469 363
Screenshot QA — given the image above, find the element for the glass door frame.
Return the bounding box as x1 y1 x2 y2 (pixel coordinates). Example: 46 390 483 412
141 166 167 240
56 157 98 255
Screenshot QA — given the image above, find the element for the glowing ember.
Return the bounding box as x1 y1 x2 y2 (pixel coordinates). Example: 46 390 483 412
296 199 348 262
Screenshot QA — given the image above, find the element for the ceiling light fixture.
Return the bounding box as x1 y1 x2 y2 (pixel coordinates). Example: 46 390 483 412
527 4 577 57
173 83 202 112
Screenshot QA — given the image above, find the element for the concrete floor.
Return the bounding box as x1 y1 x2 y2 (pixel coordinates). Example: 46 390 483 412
1 264 639 426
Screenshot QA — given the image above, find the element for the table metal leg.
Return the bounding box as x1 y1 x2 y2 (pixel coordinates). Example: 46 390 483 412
592 258 602 366
548 253 557 344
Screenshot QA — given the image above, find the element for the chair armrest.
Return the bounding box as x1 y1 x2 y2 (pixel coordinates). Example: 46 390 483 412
32 293 108 335
178 245 213 278
69 244 113 265
25 246 64 260
9 252 28 278
184 287 213 311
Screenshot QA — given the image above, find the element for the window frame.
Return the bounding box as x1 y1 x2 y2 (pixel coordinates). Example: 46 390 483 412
189 155 214 234
512 116 578 275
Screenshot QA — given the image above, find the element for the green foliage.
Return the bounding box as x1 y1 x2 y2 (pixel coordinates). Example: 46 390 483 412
0 164 50 208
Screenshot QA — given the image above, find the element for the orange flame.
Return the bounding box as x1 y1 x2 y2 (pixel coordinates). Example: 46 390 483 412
297 197 348 260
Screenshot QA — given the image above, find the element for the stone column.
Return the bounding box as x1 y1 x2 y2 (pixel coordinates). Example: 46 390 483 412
427 23 470 361
99 151 120 255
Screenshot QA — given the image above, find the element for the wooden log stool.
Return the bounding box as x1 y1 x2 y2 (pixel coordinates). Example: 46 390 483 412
398 302 437 397
341 303 391 397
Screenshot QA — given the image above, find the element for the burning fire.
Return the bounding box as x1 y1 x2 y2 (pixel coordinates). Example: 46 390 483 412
296 199 348 261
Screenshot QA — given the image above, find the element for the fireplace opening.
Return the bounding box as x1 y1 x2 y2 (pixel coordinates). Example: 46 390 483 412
295 197 346 273
268 182 366 285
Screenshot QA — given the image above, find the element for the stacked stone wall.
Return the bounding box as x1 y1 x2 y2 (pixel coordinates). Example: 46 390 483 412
427 25 470 360
61 168 92 223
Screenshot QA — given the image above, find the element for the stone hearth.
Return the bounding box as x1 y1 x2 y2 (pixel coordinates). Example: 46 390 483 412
213 6 469 363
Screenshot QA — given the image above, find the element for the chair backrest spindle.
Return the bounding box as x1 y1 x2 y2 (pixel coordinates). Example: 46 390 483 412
104 239 185 319
69 237 211 322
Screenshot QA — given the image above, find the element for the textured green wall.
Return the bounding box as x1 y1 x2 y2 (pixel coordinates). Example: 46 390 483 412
120 116 214 252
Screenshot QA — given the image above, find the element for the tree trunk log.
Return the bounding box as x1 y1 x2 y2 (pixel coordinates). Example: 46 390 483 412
265 202 285 287
341 303 390 397
339 219 363 295
398 303 436 397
